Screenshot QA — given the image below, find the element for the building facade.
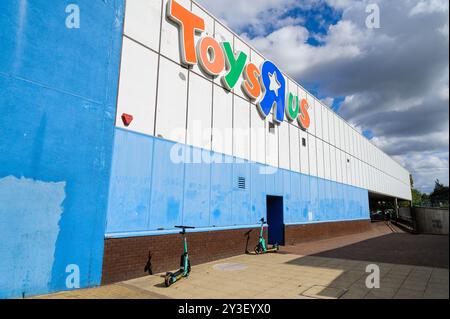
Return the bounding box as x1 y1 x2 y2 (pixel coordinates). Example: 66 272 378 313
0 0 411 298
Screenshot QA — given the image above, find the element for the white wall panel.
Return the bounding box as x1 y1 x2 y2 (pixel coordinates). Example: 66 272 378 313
308 134 317 177
316 139 325 179
186 72 212 149
234 37 251 99
289 124 300 172
330 146 337 182
339 119 346 153
192 3 215 79
155 57 188 143
124 0 162 52
328 111 335 146
279 119 290 170
336 147 342 183
300 130 309 175
250 104 266 164
341 150 348 185
322 105 329 143
312 96 322 139
323 143 331 180
266 116 279 168
115 38 158 136
233 95 250 160
160 0 191 63
212 84 233 156
214 22 233 88
330 113 338 148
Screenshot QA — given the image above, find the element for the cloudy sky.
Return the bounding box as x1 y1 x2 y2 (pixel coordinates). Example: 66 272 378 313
197 0 449 193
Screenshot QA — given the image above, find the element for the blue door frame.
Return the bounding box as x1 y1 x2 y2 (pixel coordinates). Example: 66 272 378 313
266 195 284 245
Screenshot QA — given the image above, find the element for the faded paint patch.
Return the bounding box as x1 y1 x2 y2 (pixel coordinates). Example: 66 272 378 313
0 176 65 298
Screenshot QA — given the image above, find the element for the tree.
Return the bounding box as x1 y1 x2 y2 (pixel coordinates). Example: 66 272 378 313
429 179 449 201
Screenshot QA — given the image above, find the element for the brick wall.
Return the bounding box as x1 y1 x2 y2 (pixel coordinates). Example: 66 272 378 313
101 220 371 284
101 227 264 284
285 220 371 245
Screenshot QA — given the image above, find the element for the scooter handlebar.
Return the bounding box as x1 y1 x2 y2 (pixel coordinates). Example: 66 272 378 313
175 225 195 229
259 218 265 223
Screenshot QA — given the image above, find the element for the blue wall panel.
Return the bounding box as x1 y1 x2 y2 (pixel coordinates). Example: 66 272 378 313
148 138 185 230
106 129 153 233
183 148 211 228
106 131 370 236
232 160 252 225
0 0 124 298
210 155 233 227
250 163 267 224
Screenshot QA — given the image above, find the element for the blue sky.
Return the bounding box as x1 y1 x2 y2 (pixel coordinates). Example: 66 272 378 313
198 0 449 193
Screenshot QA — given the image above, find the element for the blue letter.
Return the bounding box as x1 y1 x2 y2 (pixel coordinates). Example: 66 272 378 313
257 61 286 122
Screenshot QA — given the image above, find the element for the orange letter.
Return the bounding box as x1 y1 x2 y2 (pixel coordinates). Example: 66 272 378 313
197 36 225 76
298 98 311 129
167 0 205 65
241 63 261 100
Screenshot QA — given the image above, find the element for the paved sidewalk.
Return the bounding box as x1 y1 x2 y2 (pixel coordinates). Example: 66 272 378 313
35 223 449 299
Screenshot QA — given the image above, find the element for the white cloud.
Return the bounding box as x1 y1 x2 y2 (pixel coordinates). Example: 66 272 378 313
197 0 449 193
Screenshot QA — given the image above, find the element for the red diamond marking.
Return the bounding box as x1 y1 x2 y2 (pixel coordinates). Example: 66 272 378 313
121 113 133 126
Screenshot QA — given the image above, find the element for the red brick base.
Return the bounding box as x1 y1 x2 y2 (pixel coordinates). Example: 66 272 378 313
285 220 372 245
101 220 371 284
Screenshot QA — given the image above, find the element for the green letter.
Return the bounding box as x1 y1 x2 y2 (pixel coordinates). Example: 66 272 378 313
221 42 247 90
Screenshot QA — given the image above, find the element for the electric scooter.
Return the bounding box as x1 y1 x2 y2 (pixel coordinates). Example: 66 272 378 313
164 225 195 287
254 218 279 254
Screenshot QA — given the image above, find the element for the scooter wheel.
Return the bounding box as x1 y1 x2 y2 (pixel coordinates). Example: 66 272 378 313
164 273 173 287
254 245 262 255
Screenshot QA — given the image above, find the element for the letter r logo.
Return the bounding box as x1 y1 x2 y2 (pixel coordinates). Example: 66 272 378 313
258 61 286 122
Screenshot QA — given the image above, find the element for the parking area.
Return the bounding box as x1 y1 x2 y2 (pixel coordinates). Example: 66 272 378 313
36 223 449 299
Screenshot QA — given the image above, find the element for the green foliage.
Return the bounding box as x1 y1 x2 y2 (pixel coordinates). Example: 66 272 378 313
429 179 449 201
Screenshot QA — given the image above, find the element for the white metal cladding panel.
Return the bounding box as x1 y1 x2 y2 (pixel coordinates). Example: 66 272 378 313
300 130 309 175
160 0 191 63
339 119 346 154
328 111 335 146
344 123 350 154
213 22 234 88
308 134 317 177
289 124 300 173
212 84 233 156
250 103 266 164
322 104 329 143
279 120 290 170
266 117 279 168
233 95 250 160
311 96 322 139
115 37 158 136
347 156 353 186
316 139 325 179
323 142 331 180
340 151 347 185
330 146 337 182
350 128 356 159
191 3 214 80
186 71 212 150
155 57 188 143
362 162 368 189
357 159 363 188
336 147 342 183
333 113 340 149
124 0 162 52
234 37 251 99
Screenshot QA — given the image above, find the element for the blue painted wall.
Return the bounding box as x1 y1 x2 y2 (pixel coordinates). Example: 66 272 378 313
106 129 370 236
0 0 124 298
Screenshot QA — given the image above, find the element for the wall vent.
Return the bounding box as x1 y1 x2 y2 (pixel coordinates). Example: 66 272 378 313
237 177 246 190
